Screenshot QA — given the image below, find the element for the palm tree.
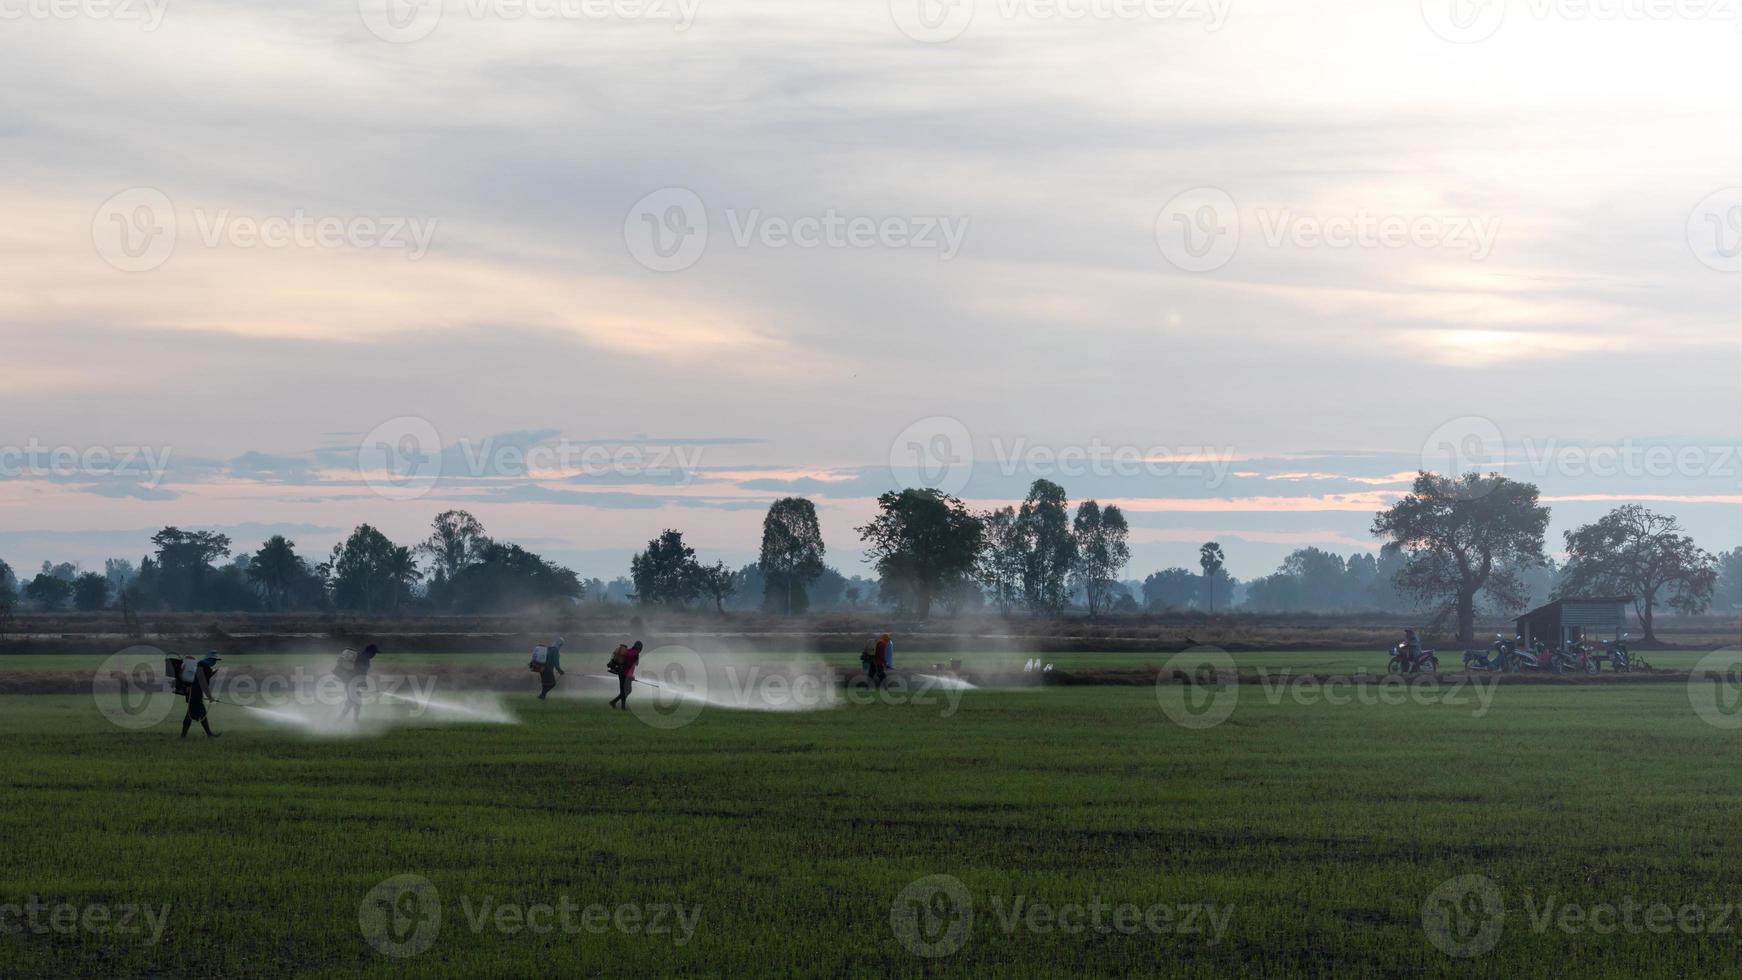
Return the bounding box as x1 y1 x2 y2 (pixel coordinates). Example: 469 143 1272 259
1199 541 1226 613
383 546 423 611
247 536 302 611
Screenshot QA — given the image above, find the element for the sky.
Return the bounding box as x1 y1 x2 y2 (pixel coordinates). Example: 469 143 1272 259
0 0 1739 582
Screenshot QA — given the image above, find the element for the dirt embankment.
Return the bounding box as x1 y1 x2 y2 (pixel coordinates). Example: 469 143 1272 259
3 611 1736 657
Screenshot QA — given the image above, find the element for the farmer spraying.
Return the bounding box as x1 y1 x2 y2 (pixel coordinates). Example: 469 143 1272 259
181 652 221 739
861 637 887 686
608 641 642 710
537 638 566 700
336 644 379 723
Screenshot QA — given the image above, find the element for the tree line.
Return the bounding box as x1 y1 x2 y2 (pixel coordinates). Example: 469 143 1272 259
1 473 1738 641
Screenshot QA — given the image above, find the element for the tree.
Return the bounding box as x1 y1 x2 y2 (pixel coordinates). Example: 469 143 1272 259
246 536 307 611
0 559 14 606
149 527 233 611
857 488 984 620
1716 547 1742 615
1372 472 1549 643
1198 542 1226 613
23 574 73 611
446 542 582 612
695 561 737 613
1017 480 1075 616
758 498 826 615
976 506 1025 614
1070 501 1131 617
630 530 703 606
1142 567 1199 610
1558 505 1717 642
73 572 110 611
328 525 421 612
103 558 137 598
419 510 489 609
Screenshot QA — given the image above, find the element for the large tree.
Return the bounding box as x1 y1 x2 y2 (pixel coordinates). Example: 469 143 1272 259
976 506 1025 614
327 525 421 612
247 535 305 611
1198 542 1226 613
1142 567 1199 610
23 574 72 611
1558 505 1717 642
694 560 737 614
630 529 703 606
1372 472 1549 643
419 510 489 608
1717 547 1742 615
1017 480 1075 616
1070 501 1131 617
73 572 110 611
150 527 233 610
758 498 826 615
446 542 582 613
857 488 984 620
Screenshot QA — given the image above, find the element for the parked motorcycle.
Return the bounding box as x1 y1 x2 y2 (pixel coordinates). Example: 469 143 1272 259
1463 634 1516 672
1553 640 1600 676
1601 633 1636 672
1509 639 1554 672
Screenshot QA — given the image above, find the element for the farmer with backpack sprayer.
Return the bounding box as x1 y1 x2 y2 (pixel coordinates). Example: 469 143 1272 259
336 644 380 723
531 638 566 700
177 652 222 739
607 641 643 710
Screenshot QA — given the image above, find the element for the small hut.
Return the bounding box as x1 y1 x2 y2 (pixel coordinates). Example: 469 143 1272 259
1514 597 1631 649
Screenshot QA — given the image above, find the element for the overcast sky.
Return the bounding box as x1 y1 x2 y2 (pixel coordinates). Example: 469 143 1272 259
1 0 1738 581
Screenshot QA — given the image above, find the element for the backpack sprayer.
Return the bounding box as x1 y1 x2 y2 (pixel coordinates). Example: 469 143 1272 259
163 652 225 702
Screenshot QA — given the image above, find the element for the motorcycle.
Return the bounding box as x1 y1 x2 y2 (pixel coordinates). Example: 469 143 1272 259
1553 640 1600 676
1463 634 1516 672
1388 641 1439 674
1509 639 1554 672
1601 633 1637 672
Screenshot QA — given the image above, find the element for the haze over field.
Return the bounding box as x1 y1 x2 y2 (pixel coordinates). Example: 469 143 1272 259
1 0 1737 578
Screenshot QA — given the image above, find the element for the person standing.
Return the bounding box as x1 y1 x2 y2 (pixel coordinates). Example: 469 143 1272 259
337 643 380 723
181 652 221 739
880 633 895 671
609 641 642 710
538 638 566 700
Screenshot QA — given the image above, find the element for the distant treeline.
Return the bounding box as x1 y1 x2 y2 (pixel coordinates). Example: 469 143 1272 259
2 474 1738 643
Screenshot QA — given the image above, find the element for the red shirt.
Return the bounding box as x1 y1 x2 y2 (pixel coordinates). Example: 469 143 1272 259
620 647 640 678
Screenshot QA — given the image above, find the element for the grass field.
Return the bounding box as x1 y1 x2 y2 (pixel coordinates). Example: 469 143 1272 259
3 664 1740 978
